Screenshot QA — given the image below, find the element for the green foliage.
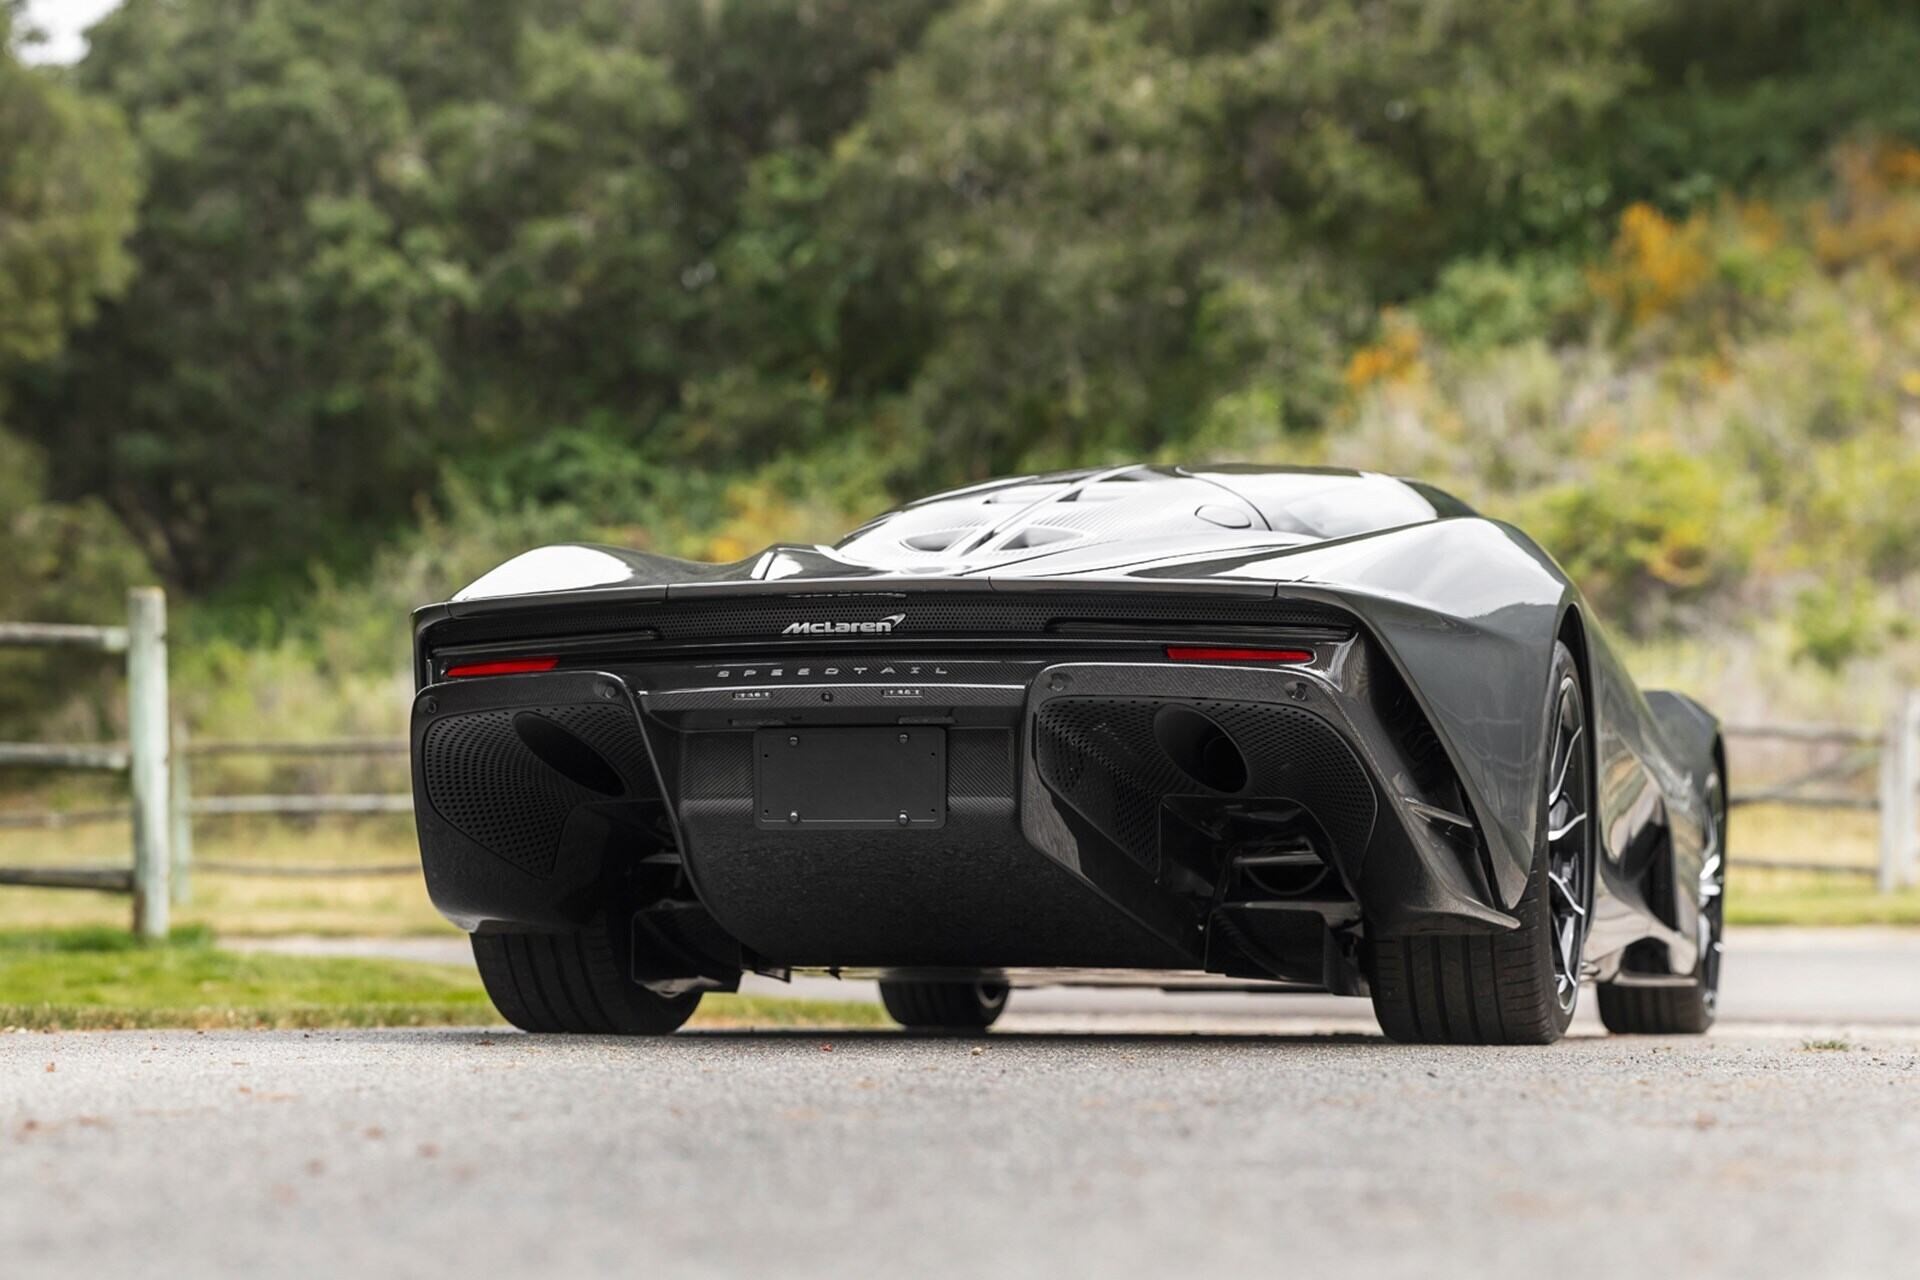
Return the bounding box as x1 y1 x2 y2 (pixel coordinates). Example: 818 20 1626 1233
1790 581 1888 673
788 0 1650 490
0 11 150 728
1798 430 1920 582
25 0 1912 590
0 7 140 368
1415 256 1590 352
0 430 151 734
1 0 1919 708
1513 443 1766 628
8 0 948 589
1610 0 1920 209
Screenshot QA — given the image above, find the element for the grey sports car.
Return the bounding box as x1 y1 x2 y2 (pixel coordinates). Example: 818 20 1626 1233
408 465 1725 1044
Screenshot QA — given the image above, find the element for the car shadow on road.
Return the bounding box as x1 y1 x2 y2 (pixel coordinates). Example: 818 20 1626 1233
397 1027 1402 1048
708 1029 1393 1046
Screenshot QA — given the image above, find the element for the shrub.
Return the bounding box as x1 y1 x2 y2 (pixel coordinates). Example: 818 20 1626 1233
1416 255 1590 352
1588 203 1713 331
1790 580 1888 673
1511 442 1766 633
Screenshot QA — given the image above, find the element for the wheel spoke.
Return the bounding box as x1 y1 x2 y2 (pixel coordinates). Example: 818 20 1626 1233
1549 870 1588 917
1698 852 1722 888
1547 810 1587 844
1555 915 1581 983
1547 724 1583 806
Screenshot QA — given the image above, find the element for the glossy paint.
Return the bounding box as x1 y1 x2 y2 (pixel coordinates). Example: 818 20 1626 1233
417 465 1718 981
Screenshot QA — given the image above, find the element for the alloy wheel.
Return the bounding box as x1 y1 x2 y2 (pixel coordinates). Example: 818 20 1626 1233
1697 772 1727 1012
1544 673 1592 1014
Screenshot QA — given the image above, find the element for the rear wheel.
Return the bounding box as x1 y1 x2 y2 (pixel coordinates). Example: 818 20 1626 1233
879 979 1009 1032
1369 642 1593 1045
471 921 702 1035
1598 764 1725 1035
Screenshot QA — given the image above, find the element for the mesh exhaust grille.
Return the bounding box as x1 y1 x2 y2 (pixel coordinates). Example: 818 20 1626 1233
420 702 655 877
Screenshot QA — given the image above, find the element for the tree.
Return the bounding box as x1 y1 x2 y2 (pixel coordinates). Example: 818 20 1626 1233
0 4 149 728
13 0 949 588
11 0 1920 594
727 0 1646 490
0 0 139 367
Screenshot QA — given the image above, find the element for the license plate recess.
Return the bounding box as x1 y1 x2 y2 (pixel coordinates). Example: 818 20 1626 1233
754 727 947 830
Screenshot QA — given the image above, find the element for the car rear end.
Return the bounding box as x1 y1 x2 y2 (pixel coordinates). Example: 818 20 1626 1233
410 580 1503 995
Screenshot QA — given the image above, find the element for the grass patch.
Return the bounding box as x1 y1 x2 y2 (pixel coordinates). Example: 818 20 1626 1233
0 926 886 1032
0 925 497 1030
690 993 889 1030
1727 868 1920 926
1730 804 1877 870
1802 1038 1851 1051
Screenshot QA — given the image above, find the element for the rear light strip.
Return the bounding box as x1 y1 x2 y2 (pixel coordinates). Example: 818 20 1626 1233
443 647 1313 677
444 655 561 678
1164 646 1314 664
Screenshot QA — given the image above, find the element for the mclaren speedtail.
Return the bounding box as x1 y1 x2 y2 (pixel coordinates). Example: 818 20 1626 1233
409 466 1725 1044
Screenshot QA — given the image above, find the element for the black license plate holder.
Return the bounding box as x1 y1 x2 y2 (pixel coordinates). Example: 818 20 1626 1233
755 727 946 830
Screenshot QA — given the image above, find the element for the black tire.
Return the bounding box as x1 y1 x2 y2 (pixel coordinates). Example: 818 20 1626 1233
1595 981 1710 1035
1598 763 1725 1035
879 979 1009 1032
1369 642 1594 1045
471 921 702 1035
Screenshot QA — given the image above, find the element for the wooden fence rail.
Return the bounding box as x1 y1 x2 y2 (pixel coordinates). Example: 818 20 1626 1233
1723 697 1919 889
0 622 129 653
0 589 170 938
1723 722 1882 745
0 743 133 771
185 737 410 758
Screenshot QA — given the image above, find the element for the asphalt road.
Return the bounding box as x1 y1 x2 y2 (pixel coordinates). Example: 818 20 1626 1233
8 929 1920 1279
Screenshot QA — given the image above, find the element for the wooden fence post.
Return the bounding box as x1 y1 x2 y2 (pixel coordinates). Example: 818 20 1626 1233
1878 687 1919 894
127 588 171 940
170 722 193 905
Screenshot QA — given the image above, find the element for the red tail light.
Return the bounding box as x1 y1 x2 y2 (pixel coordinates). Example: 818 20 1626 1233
445 655 561 678
1164 646 1314 664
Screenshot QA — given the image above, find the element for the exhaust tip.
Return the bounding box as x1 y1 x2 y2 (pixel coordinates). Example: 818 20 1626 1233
513 711 626 797
1153 705 1248 794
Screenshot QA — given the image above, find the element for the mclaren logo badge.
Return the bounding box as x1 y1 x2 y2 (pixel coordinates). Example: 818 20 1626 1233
781 612 906 636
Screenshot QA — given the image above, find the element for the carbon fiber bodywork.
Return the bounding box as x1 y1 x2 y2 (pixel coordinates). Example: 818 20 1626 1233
410 466 1721 994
